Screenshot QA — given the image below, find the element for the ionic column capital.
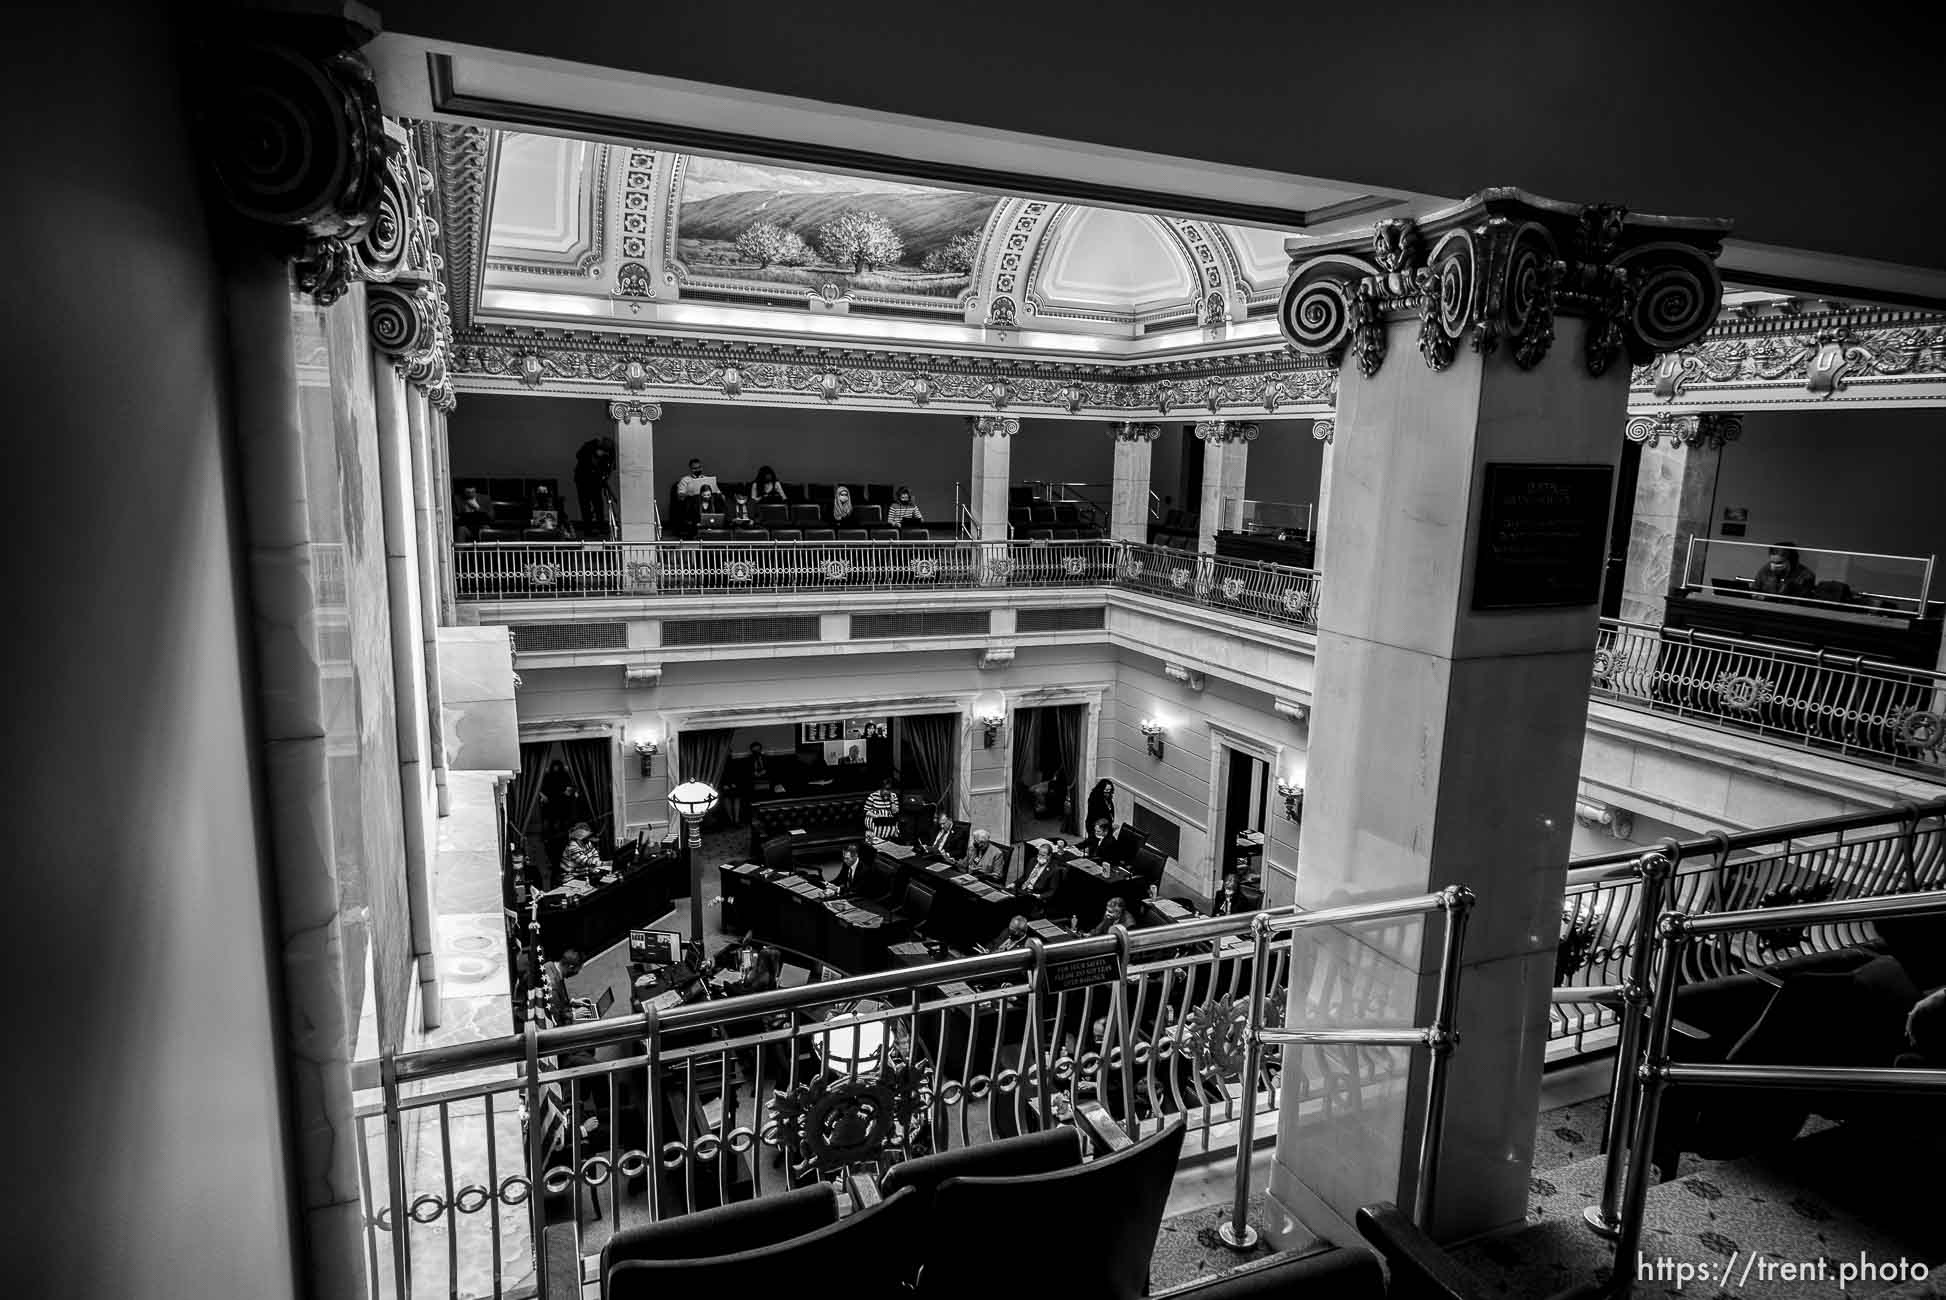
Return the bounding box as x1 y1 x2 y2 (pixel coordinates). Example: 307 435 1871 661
967 415 1020 438
1195 420 1259 444
1624 411 1741 450
610 401 663 425
1278 191 1731 380
1107 422 1162 443
1312 419 1336 445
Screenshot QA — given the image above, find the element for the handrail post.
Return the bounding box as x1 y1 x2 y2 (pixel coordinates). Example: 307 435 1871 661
1413 886 1472 1229
523 1017 547 1300
1584 846 1674 1237
1608 916 1688 1299
1111 924 1137 1136
378 1050 411 1300
1219 912 1274 1250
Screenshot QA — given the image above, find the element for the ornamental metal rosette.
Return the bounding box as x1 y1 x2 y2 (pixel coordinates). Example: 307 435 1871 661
1278 189 1730 380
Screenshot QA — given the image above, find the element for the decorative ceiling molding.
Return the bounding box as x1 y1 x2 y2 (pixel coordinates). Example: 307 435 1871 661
448 324 1337 417
413 118 491 330
1630 305 1946 407
482 136 609 279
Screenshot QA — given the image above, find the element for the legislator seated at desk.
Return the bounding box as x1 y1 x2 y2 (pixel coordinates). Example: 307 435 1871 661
960 828 1008 884
1013 842 1069 917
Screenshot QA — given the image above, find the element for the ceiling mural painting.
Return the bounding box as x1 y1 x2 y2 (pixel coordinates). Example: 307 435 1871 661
672 157 1001 304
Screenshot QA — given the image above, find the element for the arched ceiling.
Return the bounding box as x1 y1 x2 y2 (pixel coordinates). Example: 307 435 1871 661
455 127 1297 358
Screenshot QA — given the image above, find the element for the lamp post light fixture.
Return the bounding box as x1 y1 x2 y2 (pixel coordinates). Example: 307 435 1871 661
667 780 720 944
1276 778 1304 823
1139 718 1166 761
973 689 1006 748
633 739 658 778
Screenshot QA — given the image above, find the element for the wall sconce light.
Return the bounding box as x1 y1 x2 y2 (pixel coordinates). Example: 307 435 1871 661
633 739 658 778
973 689 1006 748
1139 718 1166 761
1277 778 1304 823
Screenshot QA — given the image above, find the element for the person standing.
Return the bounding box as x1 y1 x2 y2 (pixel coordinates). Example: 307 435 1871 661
1085 779 1117 831
863 778 901 842
573 436 616 537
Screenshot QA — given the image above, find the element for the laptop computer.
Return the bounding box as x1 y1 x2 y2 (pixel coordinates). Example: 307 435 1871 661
593 986 615 1018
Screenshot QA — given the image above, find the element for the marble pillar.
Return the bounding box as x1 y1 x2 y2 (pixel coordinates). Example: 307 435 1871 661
1266 195 1728 1248
612 400 663 541
1108 422 1161 543
430 405 457 624
405 388 450 817
968 416 1017 540
1195 420 1258 551
1311 420 1336 572
1617 413 1737 625
372 351 439 1030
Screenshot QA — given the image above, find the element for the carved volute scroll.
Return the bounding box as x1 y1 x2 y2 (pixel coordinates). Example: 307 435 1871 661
1277 189 1731 380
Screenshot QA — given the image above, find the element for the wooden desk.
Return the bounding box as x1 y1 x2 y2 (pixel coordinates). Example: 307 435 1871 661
1057 855 1150 928
534 853 680 957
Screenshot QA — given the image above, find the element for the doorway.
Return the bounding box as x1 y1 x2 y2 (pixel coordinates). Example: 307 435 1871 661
1009 704 1086 842
509 736 616 886
1600 438 1644 620
1214 745 1270 893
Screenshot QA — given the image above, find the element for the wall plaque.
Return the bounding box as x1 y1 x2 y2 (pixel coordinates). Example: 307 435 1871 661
1471 463 1614 610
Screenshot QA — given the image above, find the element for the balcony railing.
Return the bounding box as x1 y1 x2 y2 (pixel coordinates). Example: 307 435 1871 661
1593 617 1946 778
453 538 1325 632
351 893 1450 1300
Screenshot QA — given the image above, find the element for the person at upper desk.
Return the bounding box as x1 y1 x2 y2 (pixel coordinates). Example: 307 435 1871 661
1750 543 1818 601
560 823 603 879
1089 896 1133 937
961 828 1007 883
863 777 901 842
922 810 956 857
1079 817 1119 864
1211 872 1244 918
1015 842 1068 914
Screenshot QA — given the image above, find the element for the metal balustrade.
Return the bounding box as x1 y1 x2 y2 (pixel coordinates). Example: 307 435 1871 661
1592 617 1946 777
452 537 1326 631
1548 798 1946 1241
350 890 1462 1300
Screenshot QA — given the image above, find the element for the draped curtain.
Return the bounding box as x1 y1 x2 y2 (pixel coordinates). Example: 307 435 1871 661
1053 705 1084 834
560 737 615 851
904 713 958 815
512 741 551 836
1011 706 1045 793
679 728 737 788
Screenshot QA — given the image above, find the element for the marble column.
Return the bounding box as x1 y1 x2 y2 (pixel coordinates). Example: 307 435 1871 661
372 348 439 1030
1195 420 1257 551
405 388 450 817
612 400 663 541
1311 420 1336 572
431 404 457 623
1617 413 1737 624
1108 422 1161 543
1266 195 1727 1247
967 415 1017 540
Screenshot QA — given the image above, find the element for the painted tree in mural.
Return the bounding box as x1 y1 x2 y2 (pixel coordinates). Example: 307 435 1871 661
734 221 812 268
920 230 981 274
817 209 904 273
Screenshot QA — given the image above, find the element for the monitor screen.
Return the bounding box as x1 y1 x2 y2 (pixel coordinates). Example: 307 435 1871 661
629 929 685 965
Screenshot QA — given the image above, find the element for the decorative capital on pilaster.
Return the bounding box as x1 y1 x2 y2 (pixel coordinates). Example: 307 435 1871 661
610 400 664 425
1194 420 1259 444
1108 422 1162 443
1278 189 1731 380
1312 419 1335 445
1623 411 1741 450
967 415 1019 438
195 17 392 309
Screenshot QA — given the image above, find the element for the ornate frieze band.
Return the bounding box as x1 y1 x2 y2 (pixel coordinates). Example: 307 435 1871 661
1634 306 1946 404
1278 189 1730 381
967 415 1020 438
1624 412 1742 450
609 401 664 425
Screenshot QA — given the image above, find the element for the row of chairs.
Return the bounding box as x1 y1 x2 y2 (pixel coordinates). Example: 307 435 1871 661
599 1102 1478 1298
1008 503 1096 528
